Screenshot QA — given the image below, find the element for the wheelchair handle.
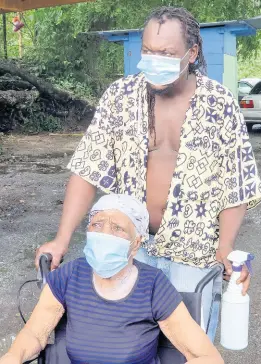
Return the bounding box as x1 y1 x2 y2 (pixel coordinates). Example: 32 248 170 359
37 253 53 289
195 263 224 294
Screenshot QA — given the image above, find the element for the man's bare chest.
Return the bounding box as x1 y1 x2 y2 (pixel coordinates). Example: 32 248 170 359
148 99 190 152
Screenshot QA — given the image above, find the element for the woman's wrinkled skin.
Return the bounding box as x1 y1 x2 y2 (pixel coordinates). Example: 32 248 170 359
88 209 141 300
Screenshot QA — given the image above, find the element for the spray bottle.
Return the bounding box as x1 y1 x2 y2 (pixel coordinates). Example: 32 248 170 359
220 250 254 350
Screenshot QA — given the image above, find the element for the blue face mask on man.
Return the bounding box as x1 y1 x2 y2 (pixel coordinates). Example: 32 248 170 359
137 50 190 86
83 232 133 279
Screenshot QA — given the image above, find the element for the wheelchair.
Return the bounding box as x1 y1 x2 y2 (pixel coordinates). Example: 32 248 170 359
21 254 223 364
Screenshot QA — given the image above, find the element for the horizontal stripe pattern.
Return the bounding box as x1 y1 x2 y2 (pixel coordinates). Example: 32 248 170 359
47 257 182 364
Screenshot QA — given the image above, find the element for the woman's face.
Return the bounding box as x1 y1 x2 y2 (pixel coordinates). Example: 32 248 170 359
88 210 136 241
88 210 141 257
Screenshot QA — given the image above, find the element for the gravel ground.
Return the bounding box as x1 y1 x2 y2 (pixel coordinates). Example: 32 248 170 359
0 131 261 362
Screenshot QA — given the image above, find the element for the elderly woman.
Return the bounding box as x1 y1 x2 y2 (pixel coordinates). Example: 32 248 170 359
0 194 223 364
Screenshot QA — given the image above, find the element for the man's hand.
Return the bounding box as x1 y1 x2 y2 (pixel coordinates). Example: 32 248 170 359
216 246 251 295
35 239 68 270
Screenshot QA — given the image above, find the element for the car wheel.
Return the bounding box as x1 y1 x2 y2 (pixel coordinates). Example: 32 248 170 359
247 124 253 132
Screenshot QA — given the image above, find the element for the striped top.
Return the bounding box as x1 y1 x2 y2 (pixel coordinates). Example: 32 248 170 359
47 258 182 364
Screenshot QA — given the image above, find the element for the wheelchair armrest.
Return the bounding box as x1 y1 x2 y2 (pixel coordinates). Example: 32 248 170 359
195 264 223 294
37 253 53 289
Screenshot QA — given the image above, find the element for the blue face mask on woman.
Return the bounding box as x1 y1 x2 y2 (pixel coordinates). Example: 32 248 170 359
137 50 190 86
83 232 132 279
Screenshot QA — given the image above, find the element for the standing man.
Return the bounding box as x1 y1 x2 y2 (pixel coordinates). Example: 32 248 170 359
36 7 261 336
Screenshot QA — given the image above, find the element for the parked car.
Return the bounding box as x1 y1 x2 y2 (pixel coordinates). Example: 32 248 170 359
238 78 261 102
240 80 261 131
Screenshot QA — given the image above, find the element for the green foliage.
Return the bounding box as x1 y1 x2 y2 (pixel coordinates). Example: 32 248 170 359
238 51 261 79
49 76 98 105
22 5 124 97
21 104 62 133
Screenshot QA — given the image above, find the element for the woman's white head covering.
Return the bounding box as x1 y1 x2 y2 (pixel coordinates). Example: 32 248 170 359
90 194 149 236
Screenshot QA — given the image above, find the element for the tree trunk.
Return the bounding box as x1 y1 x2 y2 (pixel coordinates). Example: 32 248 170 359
0 60 94 133
2 14 8 59
0 60 90 108
0 90 39 106
0 77 33 91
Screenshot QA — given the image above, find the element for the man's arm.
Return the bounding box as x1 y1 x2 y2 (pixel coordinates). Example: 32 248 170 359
0 285 64 364
159 302 224 364
35 174 96 269
217 203 250 293
217 101 261 293
219 204 247 250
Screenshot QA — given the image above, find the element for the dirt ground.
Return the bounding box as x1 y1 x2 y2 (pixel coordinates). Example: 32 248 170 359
1 131 261 363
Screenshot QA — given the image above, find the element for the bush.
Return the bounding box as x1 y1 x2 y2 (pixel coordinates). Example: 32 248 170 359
21 104 62 133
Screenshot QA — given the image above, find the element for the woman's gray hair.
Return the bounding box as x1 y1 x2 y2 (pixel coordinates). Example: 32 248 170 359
89 194 149 237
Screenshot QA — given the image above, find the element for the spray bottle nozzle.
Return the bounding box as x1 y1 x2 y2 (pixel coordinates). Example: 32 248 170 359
245 253 254 276
227 250 254 276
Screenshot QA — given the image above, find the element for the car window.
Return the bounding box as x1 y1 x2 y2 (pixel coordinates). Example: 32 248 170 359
238 82 252 94
250 82 261 95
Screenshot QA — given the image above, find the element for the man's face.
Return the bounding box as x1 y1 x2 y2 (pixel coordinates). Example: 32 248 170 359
142 18 197 95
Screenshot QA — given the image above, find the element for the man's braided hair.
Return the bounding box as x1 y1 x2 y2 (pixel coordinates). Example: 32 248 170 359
143 7 207 143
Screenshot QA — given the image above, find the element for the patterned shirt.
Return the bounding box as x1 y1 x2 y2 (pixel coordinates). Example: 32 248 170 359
47 258 182 364
68 73 261 268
